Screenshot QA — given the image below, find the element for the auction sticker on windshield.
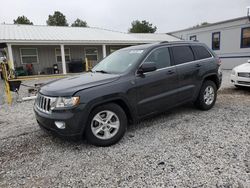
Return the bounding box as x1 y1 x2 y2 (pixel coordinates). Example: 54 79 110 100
129 50 144 54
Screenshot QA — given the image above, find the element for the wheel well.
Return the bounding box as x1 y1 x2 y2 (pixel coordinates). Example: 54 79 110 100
112 100 134 124
90 99 134 124
204 75 219 89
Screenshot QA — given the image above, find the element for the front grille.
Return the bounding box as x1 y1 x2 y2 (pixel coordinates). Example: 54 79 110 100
238 81 250 85
238 72 250 78
36 94 53 113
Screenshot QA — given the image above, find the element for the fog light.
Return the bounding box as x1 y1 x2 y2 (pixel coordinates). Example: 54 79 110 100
55 121 66 129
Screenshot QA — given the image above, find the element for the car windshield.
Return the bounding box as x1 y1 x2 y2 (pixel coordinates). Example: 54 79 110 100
92 49 144 74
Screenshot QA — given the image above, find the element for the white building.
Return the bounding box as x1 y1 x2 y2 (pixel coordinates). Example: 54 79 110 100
0 24 178 75
168 16 250 69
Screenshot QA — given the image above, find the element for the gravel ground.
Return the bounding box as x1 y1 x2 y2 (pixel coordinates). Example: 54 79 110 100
0 70 250 187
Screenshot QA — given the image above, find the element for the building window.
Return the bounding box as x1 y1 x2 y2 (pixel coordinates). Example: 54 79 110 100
212 32 220 50
85 48 98 61
241 27 250 48
189 35 197 41
55 48 71 62
20 48 39 64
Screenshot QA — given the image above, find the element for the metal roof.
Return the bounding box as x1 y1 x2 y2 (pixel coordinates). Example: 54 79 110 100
0 24 179 44
168 16 248 34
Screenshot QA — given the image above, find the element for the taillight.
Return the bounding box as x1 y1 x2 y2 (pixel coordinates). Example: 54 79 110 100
217 58 222 66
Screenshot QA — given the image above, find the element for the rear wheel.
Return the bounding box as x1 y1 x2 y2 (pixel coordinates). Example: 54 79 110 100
195 80 217 110
85 103 127 146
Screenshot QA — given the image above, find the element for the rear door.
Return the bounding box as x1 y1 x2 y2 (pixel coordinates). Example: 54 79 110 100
135 47 179 117
170 45 200 102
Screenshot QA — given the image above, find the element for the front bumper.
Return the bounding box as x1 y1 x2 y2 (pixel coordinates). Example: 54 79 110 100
230 74 250 87
34 103 88 139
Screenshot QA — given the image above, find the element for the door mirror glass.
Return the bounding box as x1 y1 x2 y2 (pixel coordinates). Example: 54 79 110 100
138 62 157 74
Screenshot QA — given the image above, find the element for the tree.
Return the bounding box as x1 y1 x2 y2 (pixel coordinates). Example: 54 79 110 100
192 22 210 28
129 20 157 33
46 11 68 26
71 18 88 27
13 16 33 25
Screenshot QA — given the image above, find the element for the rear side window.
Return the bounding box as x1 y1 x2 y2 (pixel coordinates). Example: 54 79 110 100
145 47 171 69
171 46 194 65
191 45 212 60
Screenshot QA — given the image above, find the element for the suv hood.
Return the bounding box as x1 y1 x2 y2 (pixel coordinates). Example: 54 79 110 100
234 63 250 73
39 72 120 96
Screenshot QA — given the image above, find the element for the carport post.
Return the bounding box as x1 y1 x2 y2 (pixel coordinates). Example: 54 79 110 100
60 44 67 74
7 44 15 70
102 44 107 58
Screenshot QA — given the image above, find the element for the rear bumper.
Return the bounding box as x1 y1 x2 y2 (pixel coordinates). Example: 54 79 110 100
34 104 88 139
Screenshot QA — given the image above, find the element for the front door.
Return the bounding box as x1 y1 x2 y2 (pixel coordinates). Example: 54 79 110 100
135 47 179 117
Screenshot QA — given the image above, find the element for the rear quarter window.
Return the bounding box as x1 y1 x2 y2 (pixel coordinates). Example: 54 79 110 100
191 45 212 60
171 46 194 65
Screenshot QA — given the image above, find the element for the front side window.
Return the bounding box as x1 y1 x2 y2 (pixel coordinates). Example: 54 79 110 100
92 49 144 74
191 45 212 60
190 35 197 41
20 48 38 64
55 48 71 62
171 46 194 65
85 48 98 61
241 27 250 48
212 32 220 50
144 47 171 69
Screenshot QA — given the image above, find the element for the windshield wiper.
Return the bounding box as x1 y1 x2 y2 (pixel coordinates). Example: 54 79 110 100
95 70 109 74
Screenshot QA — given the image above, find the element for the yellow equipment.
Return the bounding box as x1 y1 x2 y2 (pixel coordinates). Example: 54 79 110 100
85 58 93 72
1 61 12 104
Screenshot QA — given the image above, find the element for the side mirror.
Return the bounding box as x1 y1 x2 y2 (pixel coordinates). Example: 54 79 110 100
138 62 157 74
248 59 250 63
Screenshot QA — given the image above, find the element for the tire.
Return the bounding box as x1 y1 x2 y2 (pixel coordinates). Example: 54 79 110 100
85 103 127 147
235 85 244 89
195 80 217 110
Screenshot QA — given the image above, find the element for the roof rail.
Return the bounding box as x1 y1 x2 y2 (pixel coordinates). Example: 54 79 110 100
160 41 169 43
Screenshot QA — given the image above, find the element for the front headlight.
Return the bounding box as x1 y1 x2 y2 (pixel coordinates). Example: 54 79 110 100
51 96 80 110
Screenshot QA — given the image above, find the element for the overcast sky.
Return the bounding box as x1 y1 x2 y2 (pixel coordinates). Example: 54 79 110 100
0 0 248 33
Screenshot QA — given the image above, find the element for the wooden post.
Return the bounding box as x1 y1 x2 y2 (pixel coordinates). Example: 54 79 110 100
60 44 67 74
85 58 89 72
7 44 15 70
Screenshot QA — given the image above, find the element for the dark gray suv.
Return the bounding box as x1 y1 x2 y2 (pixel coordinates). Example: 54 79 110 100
34 42 222 146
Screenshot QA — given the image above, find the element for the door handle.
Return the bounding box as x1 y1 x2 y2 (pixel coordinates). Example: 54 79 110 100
195 64 201 68
166 70 174 75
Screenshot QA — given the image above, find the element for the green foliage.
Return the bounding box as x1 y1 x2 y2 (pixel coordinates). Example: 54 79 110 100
13 16 33 25
129 20 157 33
71 18 88 27
46 11 68 26
192 22 210 28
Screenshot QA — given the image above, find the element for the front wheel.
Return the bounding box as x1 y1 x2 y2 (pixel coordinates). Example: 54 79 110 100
235 85 245 89
85 103 127 147
195 80 217 110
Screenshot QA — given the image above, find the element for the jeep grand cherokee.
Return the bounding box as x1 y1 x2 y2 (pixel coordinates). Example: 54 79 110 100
34 42 222 146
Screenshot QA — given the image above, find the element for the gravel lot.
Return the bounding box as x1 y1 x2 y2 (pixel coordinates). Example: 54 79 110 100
0 70 250 187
